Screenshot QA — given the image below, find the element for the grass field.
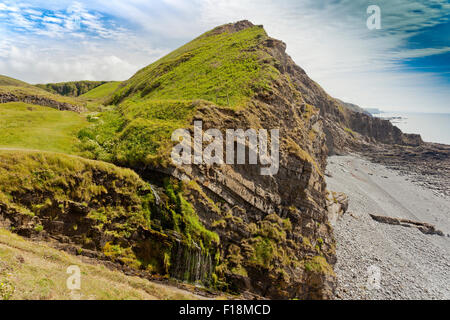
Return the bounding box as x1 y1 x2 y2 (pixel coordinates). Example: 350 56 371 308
0 102 87 153
0 228 201 300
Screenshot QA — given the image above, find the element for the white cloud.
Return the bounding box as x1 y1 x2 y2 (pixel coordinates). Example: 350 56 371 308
390 47 450 59
192 0 450 112
0 0 448 112
0 44 140 83
43 16 63 24
0 3 19 12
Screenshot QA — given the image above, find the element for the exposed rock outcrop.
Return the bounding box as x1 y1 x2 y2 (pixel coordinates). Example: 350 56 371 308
160 23 338 299
369 214 445 236
266 44 423 154
326 191 349 226
0 92 86 113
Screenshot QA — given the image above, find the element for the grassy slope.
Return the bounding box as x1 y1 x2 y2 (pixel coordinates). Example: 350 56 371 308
80 81 121 100
79 25 280 166
0 102 87 154
79 81 122 111
0 75 30 87
0 229 201 300
111 25 276 106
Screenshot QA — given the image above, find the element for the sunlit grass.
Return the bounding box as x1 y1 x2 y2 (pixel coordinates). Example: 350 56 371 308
0 228 201 300
0 102 87 154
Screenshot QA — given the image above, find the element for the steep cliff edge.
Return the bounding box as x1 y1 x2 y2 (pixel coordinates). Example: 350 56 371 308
254 45 423 154
76 20 424 299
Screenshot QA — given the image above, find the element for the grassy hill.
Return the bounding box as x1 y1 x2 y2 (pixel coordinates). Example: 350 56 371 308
78 81 122 111
110 24 277 107
78 23 280 166
80 81 121 100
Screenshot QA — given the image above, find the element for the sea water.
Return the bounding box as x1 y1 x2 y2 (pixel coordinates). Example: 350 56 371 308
374 112 450 145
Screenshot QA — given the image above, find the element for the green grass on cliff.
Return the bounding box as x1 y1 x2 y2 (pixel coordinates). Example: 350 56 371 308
0 102 87 154
111 25 279 108
79 25 281 166
78 99 202 165
0 150 153 220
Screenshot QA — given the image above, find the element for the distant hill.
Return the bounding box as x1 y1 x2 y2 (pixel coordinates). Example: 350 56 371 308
364 108 382 114
0 75 31 87
36 81 110 97
80 81 121 101
335 99 371 116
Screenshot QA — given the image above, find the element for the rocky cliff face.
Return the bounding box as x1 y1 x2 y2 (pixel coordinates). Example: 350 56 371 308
0 92 86 113
148 21 425 298
76 20 338 299
150 21 337 299
249 34 423 155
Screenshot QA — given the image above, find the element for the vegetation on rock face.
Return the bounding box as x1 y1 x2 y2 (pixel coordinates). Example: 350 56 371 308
0 150 218 280
78 25 281 167
0 229 201 300
36 81 109 97
304 256 334 275
78 99 202 166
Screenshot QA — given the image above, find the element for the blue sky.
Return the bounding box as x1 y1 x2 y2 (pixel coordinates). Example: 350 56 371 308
0 0 449 112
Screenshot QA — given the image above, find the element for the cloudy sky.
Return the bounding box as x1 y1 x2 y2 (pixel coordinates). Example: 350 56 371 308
0 0 449 112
